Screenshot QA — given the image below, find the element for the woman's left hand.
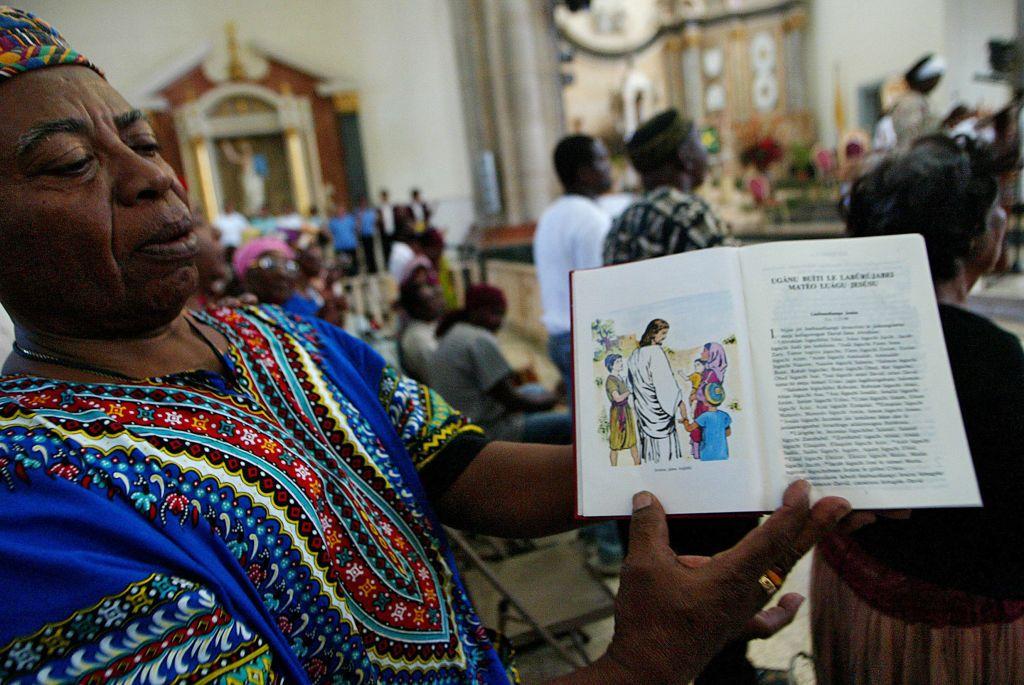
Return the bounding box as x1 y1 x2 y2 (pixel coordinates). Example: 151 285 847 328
675 554 805 639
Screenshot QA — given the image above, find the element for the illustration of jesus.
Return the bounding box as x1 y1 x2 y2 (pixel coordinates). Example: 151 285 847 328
626 319 684 463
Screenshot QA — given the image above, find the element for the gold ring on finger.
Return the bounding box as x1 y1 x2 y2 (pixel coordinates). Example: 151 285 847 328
757 568 785 597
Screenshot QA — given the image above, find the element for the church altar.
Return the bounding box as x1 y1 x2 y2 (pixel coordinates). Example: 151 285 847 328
557 0 815 190
133 24 368 221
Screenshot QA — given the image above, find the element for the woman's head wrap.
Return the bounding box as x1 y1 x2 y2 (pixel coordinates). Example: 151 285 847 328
626 109 695 173
232 237 295 278
421 228 445 251
905 53 945 87
435 283 507 338
0 7 102 82
399 255 438 286
702 342 728 380
464 284 506 313
704 382 725 406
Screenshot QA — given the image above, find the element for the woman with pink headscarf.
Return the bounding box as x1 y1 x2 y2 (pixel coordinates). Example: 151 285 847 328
688 342 727 460
232 236 320 317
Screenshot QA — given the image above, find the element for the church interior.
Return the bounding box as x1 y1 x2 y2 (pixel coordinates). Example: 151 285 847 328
2 0 1023 682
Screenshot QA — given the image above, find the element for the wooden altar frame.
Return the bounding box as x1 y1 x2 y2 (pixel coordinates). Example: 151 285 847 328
173 82 327 221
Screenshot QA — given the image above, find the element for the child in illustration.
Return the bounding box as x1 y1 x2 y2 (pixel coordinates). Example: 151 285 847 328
680 381 731 461
688 359 704 394
688 342 728 460
687 359 704 459
604 354 639 466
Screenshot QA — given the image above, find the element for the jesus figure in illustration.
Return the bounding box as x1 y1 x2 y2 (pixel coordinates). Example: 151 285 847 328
626 318 684 463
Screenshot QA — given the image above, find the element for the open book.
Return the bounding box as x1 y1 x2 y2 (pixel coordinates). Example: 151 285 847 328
572 234 981 517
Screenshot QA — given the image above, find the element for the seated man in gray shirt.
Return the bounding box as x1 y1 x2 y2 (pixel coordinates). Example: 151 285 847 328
430 284 571 444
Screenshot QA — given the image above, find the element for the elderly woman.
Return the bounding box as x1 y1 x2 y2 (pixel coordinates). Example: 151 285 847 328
813 134 1024 683
233 235 320 317
0 8 860 684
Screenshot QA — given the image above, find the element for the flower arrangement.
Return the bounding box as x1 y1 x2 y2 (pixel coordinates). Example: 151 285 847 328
740 136 784 172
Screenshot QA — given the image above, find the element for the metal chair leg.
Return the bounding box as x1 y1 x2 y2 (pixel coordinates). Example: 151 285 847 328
447 529 584 669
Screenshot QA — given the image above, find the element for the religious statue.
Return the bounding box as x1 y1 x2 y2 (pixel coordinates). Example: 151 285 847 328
219 139 267 216
591 0 628 35
620 58 655 140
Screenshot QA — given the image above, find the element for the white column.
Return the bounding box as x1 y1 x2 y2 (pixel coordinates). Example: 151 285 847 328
783 11 808 111
451 0 565 225
680 23 704 123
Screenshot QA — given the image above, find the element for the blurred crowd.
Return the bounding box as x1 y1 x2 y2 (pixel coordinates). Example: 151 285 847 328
193 187 460 341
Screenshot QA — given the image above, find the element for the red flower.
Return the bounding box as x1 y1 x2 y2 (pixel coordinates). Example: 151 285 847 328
306 658 327 681
247 563 266 585
277 615 292 635
48 463 80 480
165 493 189 515
741 136 784 172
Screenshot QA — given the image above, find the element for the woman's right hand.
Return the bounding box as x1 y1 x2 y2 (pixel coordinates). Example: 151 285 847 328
564 481 860 684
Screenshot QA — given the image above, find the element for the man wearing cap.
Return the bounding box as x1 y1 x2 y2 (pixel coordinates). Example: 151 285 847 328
603 109 727 266
430 284 571 445
891 53 946 148
605 109 761 685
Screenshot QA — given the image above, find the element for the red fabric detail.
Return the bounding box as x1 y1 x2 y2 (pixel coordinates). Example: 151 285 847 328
819 532 1024 627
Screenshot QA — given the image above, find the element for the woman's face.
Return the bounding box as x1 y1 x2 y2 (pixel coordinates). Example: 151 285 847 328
653 327 668 345
0 66 195 337
700 346 709 361
245 250 299 305
413 284 444 321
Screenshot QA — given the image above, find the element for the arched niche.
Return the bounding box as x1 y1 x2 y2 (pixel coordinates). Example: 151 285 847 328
174 82 327 221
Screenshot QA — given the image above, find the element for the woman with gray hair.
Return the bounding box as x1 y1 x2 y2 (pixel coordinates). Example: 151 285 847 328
815 134 1024 683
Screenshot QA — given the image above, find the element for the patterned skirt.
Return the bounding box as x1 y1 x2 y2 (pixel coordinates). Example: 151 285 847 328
811 545 1024 684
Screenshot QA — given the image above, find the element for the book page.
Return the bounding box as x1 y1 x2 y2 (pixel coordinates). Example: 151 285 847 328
572 247 770 517
739 235 980 508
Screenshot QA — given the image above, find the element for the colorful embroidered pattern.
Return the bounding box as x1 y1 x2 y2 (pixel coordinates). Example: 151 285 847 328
0 7 102 81
0 574 275 684
380 364 485 471
0 306 503 683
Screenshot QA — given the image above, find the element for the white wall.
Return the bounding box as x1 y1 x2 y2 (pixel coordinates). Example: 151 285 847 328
808 0 1015 146
808 0 947 146
19 0 474 239
943 0 1016 110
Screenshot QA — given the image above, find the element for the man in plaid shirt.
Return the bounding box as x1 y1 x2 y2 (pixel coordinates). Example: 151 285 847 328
603 109 728 265
605 109 762 685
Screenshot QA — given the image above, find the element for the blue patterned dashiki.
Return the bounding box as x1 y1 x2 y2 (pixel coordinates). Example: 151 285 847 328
0 305 513 684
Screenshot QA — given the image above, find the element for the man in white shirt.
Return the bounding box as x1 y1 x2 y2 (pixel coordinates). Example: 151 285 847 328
387 226 421 284
213 202 249 249
534 136 621 575
533 134 613 401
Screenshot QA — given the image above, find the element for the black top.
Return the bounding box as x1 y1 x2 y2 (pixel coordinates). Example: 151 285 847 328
851 304 1024 599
